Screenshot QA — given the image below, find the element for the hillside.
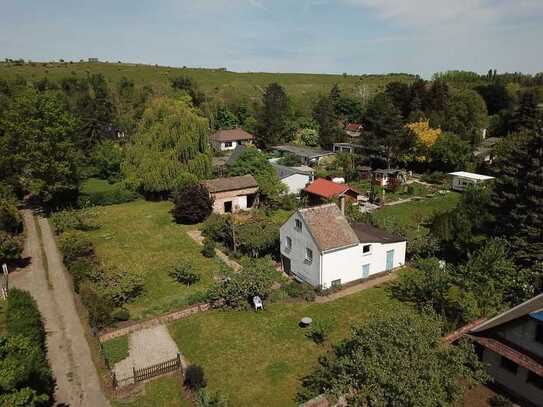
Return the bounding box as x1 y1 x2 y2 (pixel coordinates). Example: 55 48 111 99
0 61 416 101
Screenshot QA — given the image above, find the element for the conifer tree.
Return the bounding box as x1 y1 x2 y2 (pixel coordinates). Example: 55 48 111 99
255 83 290 148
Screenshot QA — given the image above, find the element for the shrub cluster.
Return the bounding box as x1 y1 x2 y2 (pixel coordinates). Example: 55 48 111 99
169 261 200 286
49 208 99 234
284 281 316 302
185 364 207 390
0 199 23 264
0 199 23 234
78 184 139 207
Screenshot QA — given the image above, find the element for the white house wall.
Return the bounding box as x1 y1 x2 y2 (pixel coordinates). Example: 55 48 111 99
279 214 321 286
451 176 484 192
282 173 311 195
321 241 406 288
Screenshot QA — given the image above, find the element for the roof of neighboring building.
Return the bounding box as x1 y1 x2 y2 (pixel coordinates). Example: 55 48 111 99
350 223 405 244
345 123 363 132
203 175 258 193
471 292 543 333
448 171 494 181
271 163 314 179
211 128 255 143
272 145 334 159
373 168 403 175
225 144 247 166
297 204 359 251
303 178 359 199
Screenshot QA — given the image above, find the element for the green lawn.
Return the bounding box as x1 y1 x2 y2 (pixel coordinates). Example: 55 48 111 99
81 178 122 195
82 200 225 320
102 335 129 366
169 286 407 407
112 376 190 407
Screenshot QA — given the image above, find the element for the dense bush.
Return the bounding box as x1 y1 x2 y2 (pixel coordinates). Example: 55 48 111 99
421 171 447 185
112 308 130 322
96 265 144 306
49 208 98 234
184 364 207 390
284 281 316 302
78 184 139 207
79 282 114 328
201 238 216 258
201 214 230 243
7 289 46 350
0 231 23 263
306 320 332 344
58 231 94 265
169 261 200 286
0 199 23 234
67 258 97 292
171 184 213 224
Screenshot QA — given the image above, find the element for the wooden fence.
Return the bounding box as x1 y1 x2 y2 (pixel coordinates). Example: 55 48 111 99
133 353 183 384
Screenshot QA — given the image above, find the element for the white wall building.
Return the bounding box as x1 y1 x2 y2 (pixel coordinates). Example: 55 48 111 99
211 128 255 151
279 204 406 288
272 163 315 195
449 171 495 192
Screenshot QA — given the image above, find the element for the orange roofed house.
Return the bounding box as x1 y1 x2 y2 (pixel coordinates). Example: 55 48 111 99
211 128 254 151
303 178 361 212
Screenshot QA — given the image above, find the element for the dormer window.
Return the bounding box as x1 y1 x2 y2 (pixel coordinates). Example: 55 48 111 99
362 244 372 255
295 219 302 231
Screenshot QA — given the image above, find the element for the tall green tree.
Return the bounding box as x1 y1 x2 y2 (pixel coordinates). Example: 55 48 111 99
256 83 290 148
442 89 489 145
510 90 541 132
122 97 212 197
313 95 342 149
429 132 471 172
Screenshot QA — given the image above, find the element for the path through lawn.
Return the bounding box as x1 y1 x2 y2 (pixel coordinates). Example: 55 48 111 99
169 286 407 407
83 200 225 320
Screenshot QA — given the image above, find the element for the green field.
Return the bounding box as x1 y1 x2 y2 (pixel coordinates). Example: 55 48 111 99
81 178 122 195
82 200 225 320
169 286 406 407
0 61 415 102
112 376 190 407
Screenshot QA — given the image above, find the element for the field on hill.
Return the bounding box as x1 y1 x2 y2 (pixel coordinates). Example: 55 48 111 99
0 61 415 102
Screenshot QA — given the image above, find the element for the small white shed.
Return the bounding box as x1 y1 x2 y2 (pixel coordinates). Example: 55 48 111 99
448 171 495 192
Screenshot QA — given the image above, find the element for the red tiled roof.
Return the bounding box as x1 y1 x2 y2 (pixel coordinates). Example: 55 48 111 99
345 123 363 132
303 178 358 199
468 334 543 377
444 318 488 344
211 128 255 142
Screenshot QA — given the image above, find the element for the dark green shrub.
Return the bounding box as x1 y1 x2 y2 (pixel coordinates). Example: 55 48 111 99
0 231 23 263
78 185 139 207
306 320 332 344
201 214 230 243
79 282 113 328
184 364 207 390
0 199 22 234
96 265 144 306
171 184 213 224
67 258 97 292
201 238 216 258
285 281 316 302
7 289 46 350
112 308 130 322
58 231 94 265
169 261 200 286
421 171 446 185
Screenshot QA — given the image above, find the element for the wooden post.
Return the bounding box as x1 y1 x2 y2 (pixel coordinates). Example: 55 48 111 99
133 366 136 384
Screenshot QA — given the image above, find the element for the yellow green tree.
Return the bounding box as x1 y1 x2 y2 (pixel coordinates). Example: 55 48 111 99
406 120 442 162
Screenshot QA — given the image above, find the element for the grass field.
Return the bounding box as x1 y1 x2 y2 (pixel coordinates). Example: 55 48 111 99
103 335 129 366
112 376 190 407
0 61 415 102
82 200 226 320
169 286 406 407
81 178 122 195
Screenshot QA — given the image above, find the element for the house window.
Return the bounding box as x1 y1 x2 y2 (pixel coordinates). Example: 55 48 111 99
305 248 313 263
295 219 302 231
285 237 292 250
527 371 543 390
331 279 341 287
224 141 233 148
500 357 518 374
362 244 372 255
535 323 543 344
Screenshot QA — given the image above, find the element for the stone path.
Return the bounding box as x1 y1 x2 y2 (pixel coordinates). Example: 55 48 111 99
186 229 241 271
113 325 183 386
10 211 109 406
314 271 398 303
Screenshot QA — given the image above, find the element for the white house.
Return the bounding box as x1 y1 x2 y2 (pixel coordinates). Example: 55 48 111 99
449 171 495 192
279 204 406 288
211 128 255 151
271 163 314 195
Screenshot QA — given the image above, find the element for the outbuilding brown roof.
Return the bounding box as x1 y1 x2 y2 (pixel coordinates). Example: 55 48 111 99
211 128 254 142
203 175 258 193
298 204 359 251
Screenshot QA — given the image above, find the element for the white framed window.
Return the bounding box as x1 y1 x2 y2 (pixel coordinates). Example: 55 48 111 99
362 244 372 255
224 141 233 148
285 236 292 250
295 218 302 231
305 248 313 263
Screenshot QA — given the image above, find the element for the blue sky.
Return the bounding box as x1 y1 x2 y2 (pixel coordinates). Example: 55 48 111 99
1 0 542 77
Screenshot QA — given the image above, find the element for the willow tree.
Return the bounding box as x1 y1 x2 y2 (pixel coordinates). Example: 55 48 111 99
123 97 212 197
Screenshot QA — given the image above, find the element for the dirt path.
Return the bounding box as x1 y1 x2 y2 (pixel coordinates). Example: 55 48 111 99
10 211 109 407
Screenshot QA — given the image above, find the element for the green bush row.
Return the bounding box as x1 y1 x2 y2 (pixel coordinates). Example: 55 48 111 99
78 185 139 207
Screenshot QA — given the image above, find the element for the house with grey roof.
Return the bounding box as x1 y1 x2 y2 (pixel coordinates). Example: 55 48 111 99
271 163 314 195
279 204 406 288
271 145 335 166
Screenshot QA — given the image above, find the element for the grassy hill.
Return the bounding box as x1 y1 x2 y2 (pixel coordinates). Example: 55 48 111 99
0 61 416 102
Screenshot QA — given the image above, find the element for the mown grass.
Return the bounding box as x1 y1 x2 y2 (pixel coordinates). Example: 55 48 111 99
102 335 129 366
81 200 225 320
112 376 190 407
169 286 407 407
81 178 122 195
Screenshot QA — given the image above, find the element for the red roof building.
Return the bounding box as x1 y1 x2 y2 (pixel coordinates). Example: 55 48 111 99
303 178 360 208
345 123 363 132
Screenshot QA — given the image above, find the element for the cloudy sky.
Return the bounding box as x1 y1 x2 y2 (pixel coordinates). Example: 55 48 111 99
1 0 542 77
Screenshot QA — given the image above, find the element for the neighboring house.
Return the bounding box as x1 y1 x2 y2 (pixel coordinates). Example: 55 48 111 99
465 293 543 406
345 122 363 138
448 171 495 192
271 163 315 195
279 204 406 288
211 128 254 151
203 175 258 214
474 137 500 164
272 145 335 166
303 178 361 210
372 169 406 187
